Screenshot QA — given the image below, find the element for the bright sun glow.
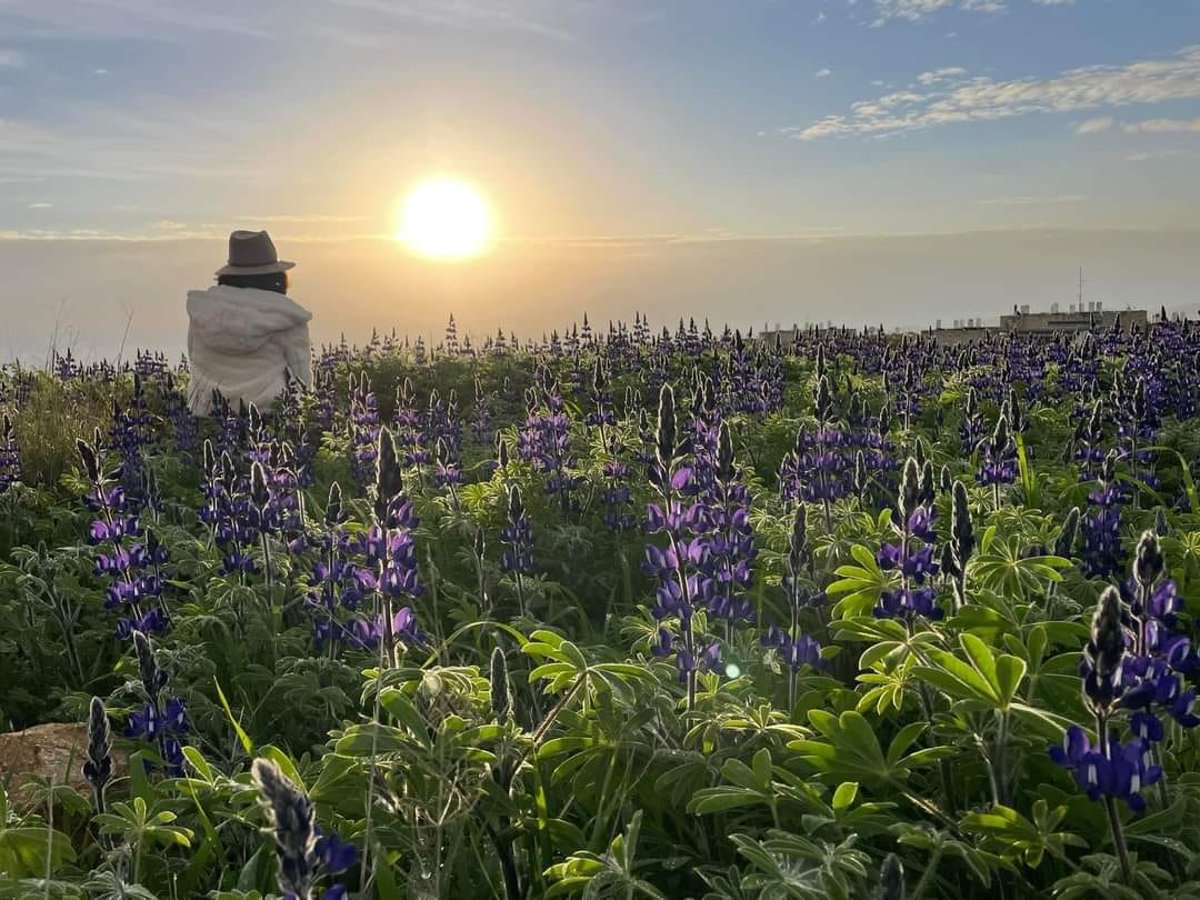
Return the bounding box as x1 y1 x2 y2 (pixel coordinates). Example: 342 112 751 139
397 179 492 260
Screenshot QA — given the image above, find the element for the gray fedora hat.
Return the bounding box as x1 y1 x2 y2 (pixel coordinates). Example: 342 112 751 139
215 230 296 277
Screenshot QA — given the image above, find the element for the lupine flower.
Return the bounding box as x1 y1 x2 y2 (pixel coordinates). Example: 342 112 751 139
127 630 188 776
705 421 756 629
253 758 326 900
82 696 113 814
1082 451 1126 579
977 414 1018 488
1081 587 1126 715
945 480 973 607
1072 401 1107 479
471 375 495 445
364 428 425 665
875 459 943 622
1050 725 1161 812
644 383 723 704
79 437 172 637
435 436 463 488
518 373 577 510
1119 532 1199 727
600 455 635 532
349 374 381 486
501 484 536 578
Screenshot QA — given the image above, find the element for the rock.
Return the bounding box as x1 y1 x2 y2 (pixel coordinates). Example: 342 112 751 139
0 722 125 808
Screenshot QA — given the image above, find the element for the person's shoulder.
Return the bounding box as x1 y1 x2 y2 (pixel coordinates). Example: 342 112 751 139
187 285 225 302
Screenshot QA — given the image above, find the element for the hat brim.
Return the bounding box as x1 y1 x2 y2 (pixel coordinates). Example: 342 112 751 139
214 259 296 277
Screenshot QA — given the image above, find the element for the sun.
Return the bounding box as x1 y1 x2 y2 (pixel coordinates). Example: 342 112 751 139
396 178 492 260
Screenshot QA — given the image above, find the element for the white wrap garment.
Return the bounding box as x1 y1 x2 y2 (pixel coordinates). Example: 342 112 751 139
185 285 313 416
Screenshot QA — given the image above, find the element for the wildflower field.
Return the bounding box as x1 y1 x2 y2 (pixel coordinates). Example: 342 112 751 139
3 315 1200 899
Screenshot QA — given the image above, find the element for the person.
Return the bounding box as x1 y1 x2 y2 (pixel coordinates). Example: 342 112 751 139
186 230 313 416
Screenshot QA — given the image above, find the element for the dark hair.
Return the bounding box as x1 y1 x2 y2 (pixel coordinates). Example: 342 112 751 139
217 271 289 295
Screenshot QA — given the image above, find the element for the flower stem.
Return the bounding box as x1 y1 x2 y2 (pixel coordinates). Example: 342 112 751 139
1104 795 1134 887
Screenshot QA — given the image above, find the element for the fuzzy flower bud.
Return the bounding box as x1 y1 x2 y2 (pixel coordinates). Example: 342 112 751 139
716 421 735 483
951 480 974 568
252 757 317 900
898 458 920 523
919 460 935 507
76 438 100 483
1082 587 1127 713
1055 507 1080 559
82 696 113 813
879 853 905 900
132 630 165 701
788 504 809 577
325 482 344 527
1134 530 1165 588
655 383 677 471
374 427 403 521
490 647 513 722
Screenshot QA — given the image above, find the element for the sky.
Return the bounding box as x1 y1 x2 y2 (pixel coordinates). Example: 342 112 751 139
1 0 1198 360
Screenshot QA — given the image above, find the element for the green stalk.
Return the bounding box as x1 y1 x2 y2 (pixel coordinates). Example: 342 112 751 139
994 710 1010 807
910 845 944 900
1096 714 1133 886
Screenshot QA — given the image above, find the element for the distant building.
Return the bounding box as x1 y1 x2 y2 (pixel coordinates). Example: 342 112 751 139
753 303 1151 347
998 305 1147 335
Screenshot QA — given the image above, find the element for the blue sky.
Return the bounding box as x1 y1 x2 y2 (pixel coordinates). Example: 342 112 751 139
0 0 1198 357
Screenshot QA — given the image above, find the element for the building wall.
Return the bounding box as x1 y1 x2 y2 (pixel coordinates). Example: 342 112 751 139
999 309 1148 333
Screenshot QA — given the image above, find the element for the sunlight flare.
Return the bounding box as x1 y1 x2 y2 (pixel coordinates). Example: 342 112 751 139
396 178 492 260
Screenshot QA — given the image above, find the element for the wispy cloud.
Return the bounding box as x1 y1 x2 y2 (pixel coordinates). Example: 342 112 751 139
1126 149 1197 162
0 226 388 242
1074 116 1114 134
870 0 1003 26
0 49 26 67
1121 117 1200 133
869 0 1072 23
815 68 833 78
0 0 623 45
1073 115 1200 134
235 214 366 223
27 201 52 208
508 226 849 248
916 66 967 85
783 46 1200 140
979 194 1087 205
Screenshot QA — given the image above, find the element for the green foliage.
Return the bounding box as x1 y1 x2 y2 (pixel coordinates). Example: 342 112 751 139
2 338 1200 899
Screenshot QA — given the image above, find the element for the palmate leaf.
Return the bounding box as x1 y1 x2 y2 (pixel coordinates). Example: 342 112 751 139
960 800 1087 868
826 544 893 618
971 532 1071 600
0 784 76 880
893 821 1007 887
914 633 1028 712
788 710 951 787
730 831 872 900
544 810 666 899
0 825 77 879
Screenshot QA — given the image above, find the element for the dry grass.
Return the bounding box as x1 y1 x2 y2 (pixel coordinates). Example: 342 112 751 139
6 374 117 488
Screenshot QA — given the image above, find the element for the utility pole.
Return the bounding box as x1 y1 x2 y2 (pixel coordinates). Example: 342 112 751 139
1078 267 1085 308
